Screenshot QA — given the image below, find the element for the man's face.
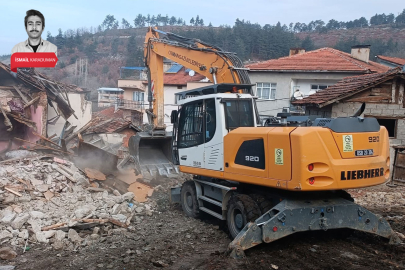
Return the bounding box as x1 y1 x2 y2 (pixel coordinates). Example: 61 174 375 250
26 15 43 39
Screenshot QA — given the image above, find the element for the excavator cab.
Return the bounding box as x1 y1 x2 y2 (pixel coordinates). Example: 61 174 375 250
128 84 256 177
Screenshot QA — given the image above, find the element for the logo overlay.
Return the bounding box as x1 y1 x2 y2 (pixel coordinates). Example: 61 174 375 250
11 53 58 72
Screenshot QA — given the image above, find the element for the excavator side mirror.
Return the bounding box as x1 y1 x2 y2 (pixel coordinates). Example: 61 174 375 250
171 110 178 124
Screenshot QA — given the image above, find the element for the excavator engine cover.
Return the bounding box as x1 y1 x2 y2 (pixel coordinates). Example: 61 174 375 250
129 132 179 177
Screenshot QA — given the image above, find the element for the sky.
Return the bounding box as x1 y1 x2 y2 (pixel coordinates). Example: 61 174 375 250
1 0 404 55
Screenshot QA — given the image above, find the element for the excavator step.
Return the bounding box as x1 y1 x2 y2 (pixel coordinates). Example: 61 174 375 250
199 207 224 220
228 197 400 258
198 195 222 207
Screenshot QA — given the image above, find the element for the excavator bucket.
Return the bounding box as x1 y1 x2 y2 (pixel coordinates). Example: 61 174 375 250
128 132 179 177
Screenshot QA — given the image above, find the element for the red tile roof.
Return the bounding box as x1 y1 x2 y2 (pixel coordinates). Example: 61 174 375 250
94 106 124 118
246 48 389 73
377 55 405 66
163 67 206 85
86 107 130 134
292 68 402 107
85 118 131 134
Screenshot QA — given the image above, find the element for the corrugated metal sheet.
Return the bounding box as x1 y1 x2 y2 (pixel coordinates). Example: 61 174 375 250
166 64 183 73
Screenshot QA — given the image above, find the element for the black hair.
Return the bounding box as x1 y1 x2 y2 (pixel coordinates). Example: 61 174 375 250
25 9 45 29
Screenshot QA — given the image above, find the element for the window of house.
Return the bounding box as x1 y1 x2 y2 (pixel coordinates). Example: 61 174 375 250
311 84 329 91
132 91 144 102
375 118 397 138
256 83 276 100
177 86 183 89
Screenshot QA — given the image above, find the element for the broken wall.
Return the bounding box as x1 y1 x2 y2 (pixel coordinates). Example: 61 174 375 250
47 93 91 137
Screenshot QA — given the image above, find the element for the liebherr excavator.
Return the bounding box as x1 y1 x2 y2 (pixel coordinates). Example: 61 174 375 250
129 27 399 258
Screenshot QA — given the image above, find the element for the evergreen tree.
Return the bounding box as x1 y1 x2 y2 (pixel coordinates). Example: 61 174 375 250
396 9 405 24
102 15 119 30
169 16 177 25
121 18 132 29
190 17 195 25
145 14 151 26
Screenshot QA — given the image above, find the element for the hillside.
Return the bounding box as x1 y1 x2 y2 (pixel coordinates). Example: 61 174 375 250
296 24 405 57
3 23 405 93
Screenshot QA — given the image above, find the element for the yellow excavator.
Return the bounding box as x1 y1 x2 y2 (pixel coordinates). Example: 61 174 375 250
129 27 399 258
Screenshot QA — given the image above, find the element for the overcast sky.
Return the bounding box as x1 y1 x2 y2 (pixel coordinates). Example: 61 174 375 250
1 0 404 55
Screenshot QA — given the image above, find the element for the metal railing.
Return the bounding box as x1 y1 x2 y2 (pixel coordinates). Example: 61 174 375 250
116 99 145 111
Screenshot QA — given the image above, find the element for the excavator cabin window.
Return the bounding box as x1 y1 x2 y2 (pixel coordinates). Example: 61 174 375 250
222 99 254 130
177 99 216 149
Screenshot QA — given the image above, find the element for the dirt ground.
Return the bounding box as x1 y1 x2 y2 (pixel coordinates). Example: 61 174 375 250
3 181 405 270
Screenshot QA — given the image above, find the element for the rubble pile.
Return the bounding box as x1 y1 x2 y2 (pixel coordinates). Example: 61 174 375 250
0 156 158 251
352 190 405 210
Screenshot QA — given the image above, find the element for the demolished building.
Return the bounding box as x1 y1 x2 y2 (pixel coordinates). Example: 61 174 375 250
0 63 91 157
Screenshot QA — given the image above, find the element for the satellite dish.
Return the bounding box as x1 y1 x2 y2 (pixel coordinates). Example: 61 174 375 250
189 70 195 77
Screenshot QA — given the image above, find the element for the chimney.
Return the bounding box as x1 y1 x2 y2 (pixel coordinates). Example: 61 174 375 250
351 45 371 63
289 48 305 56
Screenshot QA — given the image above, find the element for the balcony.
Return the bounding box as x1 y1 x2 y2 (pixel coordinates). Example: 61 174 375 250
116 99 145 111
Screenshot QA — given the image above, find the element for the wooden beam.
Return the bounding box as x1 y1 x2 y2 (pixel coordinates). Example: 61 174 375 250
23 96 40 108
12 86 30 104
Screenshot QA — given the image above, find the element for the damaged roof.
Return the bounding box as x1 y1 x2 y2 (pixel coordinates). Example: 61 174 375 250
376 55 405 66
246 48 390 73
292 68 403 108
84 107 130 134
0 62 81 120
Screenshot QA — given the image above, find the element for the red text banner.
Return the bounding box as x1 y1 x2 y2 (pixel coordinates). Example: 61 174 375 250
10 53 58 72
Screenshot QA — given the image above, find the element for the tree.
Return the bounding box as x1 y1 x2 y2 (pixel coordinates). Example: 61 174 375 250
387 13 395 24
55 28 65 48
326 19 340 30
145 14 151 26
134 14 145 27
293 22 302 32
156 14 162 25
195 15 200 26
102 15 119 30
121 18 132 29
301 36 315 51
177 18 183 25
357 17 368 27
199 19 204 26
396 9 405 24
46 31 55 44
151 15 157 26
169 16 177 25
208 22 213 27
190 17 195 25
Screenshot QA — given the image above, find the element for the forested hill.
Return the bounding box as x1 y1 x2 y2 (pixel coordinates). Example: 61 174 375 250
8 9 404 89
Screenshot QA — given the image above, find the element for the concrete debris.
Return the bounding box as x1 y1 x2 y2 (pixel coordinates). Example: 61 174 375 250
0 155 162 251
0 265 16 270
68 229 82 243
10 213 29 229
0 247 17 260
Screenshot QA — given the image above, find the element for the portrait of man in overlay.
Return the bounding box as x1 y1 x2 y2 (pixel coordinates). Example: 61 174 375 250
11 9 57 55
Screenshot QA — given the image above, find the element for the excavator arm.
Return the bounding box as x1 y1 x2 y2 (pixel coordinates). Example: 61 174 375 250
144 27 251 130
